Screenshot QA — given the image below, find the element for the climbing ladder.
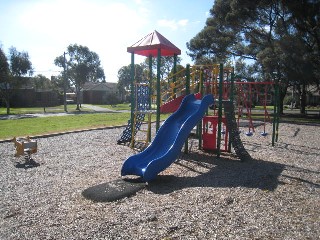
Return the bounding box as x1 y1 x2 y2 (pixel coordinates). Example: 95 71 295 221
131 110 154 149
117 83 151 147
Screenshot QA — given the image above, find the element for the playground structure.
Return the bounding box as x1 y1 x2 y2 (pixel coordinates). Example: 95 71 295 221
12 136 38 164
118 30 281 181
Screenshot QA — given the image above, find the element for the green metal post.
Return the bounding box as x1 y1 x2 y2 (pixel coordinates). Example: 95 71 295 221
272 78 278 146
228 69 235 152
185 64 190 95
275 81 280 142
184 64 191 154
63 52 68 112
156 49 161 132
173 54 177 98
130 53 135 140
217 63 223 158
272 95 276 146
198 68 204 150
148 55 153 109
148 55 153 142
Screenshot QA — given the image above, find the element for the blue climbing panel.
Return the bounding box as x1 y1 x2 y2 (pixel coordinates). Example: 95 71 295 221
117 83 150 145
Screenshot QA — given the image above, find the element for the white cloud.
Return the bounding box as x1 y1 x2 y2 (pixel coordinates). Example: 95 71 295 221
157 18 189 30
10 0 150 81
178 19 189 27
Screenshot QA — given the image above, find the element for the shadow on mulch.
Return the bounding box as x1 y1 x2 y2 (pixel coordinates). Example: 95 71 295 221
148 153 286 194
15 159 40 169
82 178 146 202
82 152 288 202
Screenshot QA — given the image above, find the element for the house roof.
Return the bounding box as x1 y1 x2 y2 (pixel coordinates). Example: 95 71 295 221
127 30 181 57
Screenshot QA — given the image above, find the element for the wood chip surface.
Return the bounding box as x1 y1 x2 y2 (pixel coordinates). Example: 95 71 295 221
0 122 319 239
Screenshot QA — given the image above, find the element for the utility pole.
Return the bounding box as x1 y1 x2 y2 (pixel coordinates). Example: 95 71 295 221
63 52 68 112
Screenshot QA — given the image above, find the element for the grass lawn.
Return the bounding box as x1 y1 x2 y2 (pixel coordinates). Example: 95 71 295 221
96 103 158 111
0 112 129 139
0 105 94 115
99 103 131 111
1 103 318 140
253 105 275 110
0 112 171 140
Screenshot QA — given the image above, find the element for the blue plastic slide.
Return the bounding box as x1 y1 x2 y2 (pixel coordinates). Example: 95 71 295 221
121 94 214 182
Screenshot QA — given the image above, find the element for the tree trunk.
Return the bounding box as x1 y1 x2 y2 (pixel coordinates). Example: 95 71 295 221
279 90 285 115
76 88 81 111
5 99 10 115
278 83 288 115
300 83 306 114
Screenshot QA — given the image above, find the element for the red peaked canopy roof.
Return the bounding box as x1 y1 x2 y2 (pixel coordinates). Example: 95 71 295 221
127 30 181 57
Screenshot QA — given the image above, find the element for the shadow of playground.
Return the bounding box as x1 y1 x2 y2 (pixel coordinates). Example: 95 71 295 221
148 153 286 194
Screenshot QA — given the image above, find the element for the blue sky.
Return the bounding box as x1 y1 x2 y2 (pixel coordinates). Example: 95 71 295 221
0 0 214 82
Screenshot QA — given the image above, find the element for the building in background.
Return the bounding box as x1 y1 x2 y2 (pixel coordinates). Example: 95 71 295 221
82 82 119 105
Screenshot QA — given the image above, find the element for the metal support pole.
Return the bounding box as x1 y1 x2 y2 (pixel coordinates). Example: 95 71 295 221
184 64 190 154
173 54 177 98
185 64 190 95
130 53 135 141
198 67 204 150
272 79 278 146
156 49 161 132
217 63 223 158
228 69 235 152
275 81 280 142
148 55 153 142
148 55 152 109
63 52 68 112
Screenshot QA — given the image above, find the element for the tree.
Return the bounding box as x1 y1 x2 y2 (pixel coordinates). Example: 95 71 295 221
0 48 9 110
0 47 33 114
145 56 182 80
117 64 145 102
54 44 105 110
284 1 320 113
187 0 320 114
234 59 262 82
32 74 52 90
31 74 54 112
117 56 182 103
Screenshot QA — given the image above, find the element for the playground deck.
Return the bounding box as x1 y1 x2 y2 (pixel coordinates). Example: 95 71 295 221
0 122 319 239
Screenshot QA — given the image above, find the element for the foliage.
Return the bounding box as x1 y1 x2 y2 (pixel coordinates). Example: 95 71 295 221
9 47 33 76
117 56 182 102
187 0 320 114
0 48 9 81
144 56 182 80
117 64 146 102
54 44 105 110
0 46 33 114
31 74 53 90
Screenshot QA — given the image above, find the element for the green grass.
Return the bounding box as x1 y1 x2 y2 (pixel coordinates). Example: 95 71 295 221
1 103 318 140
95 103 162 111
105 103 131 111
0 112 170 140
240 112 320 124
0 105 93 114
253 105 274 110
0 112 129 139
96 103 158 111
